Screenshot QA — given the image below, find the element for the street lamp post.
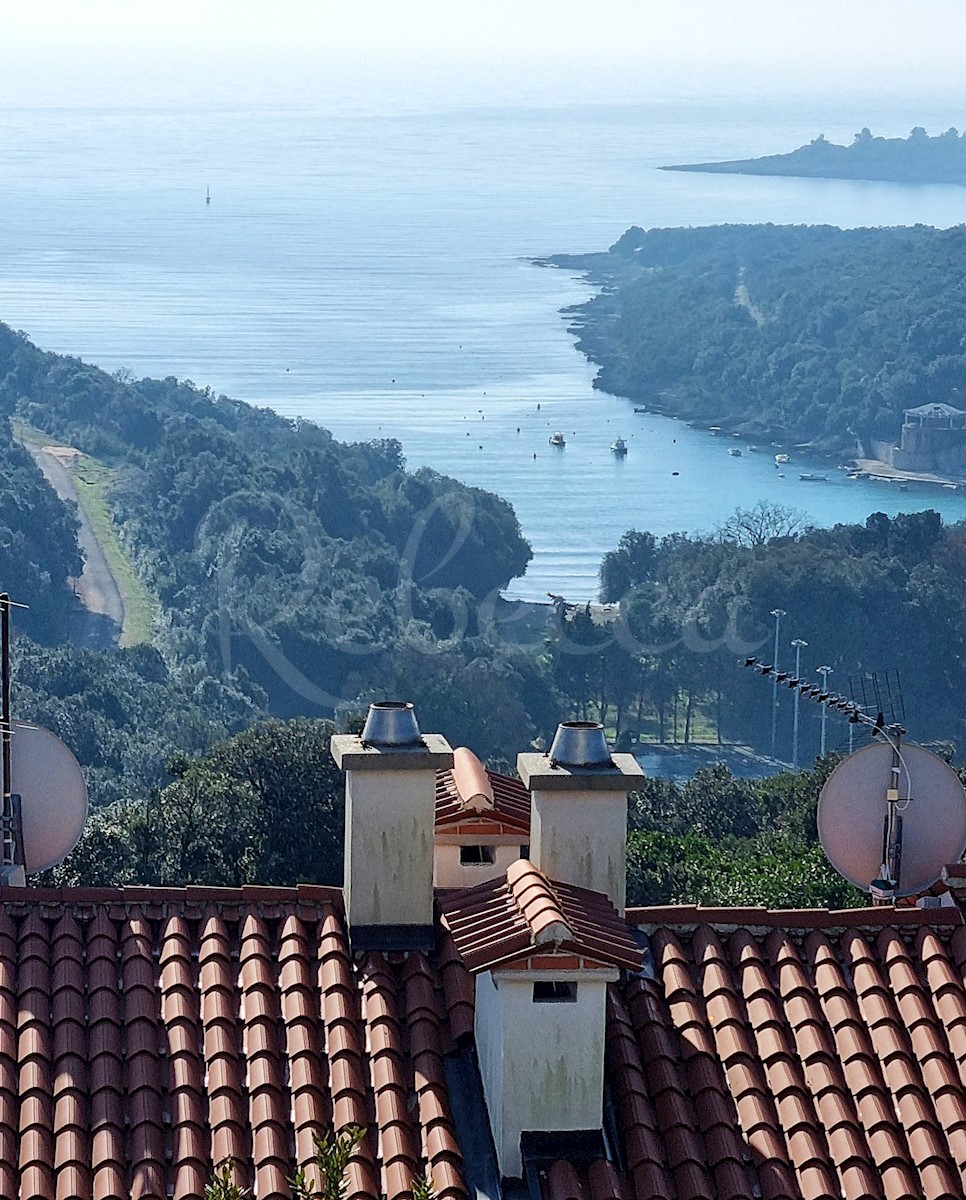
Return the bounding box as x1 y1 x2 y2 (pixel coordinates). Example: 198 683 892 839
816 665 833 756
769 608 786 758
791 638 808 769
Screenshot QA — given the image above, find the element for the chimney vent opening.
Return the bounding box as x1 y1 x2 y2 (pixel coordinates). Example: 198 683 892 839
460 844 496 866
360 700 423 748
548 721 612 768
532 980 578 1003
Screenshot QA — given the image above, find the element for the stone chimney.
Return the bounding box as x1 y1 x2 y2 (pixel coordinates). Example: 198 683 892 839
517 721 642 914
331 702 453 948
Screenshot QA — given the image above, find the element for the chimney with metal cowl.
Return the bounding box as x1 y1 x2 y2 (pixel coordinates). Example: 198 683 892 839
331 702 453 950
517 721 643 914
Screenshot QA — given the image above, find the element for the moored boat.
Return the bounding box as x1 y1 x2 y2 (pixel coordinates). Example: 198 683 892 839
774 453 790 465
549 431 566 447
799 472 827 481
728 447 742 457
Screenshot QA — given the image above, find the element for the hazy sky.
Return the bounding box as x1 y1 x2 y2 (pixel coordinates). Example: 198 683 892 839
1 0 965 110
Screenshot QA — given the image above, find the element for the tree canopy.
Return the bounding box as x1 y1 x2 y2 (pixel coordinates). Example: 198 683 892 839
545 223 966 451
0 323 546 759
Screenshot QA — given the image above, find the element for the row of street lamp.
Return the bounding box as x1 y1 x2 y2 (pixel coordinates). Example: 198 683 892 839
769 609 840 768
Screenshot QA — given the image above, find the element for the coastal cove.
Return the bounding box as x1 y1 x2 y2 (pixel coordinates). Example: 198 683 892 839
4 97 966 601
310 379 966 602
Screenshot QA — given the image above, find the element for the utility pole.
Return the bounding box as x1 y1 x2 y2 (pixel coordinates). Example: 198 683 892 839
0 593 25 885
791 638 808 769
816 665 833 756
769 608 786 758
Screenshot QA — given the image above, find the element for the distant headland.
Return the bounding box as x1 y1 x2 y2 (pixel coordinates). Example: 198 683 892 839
663 127 966 185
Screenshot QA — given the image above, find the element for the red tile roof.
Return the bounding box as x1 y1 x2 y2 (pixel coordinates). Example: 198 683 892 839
439 859 642 973
560 909 966 1200
0 885 469 1200
4 884 966 1198
434 751 530 836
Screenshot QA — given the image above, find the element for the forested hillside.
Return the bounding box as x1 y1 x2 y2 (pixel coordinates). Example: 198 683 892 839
0 323 554 758
546 222 966 451
0 417 81 640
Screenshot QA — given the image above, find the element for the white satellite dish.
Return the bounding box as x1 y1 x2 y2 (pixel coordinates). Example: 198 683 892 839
818 740 966 897
10 723 88 873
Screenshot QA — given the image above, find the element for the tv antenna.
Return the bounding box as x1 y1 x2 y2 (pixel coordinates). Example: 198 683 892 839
741 654 882 742
848 669 905 728
740 653 966 901
0 593 88 884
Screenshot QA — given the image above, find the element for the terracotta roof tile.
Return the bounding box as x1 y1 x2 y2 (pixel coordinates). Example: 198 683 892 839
279 913 331 1173
0 888 476 1200
3 882 966 1198
51 913 89 1200
435 750 530 835
545 1158 586 1200
439 861 641 974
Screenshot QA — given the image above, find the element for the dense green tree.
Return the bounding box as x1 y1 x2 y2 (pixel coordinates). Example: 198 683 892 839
547 222 966 450
0 418 81 640
49 718 344 887
625 757 858 908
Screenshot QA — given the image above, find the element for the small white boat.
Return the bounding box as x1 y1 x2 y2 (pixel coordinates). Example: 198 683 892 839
728 447 742 457
611 436 628 456
774 453 790 465
799 473 827 481
549 431 566 447
746 445 757 452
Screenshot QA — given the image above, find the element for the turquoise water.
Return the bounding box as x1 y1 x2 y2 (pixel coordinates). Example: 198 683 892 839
3 95 966 599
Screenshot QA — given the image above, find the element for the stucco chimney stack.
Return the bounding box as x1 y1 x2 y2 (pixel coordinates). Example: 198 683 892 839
517 721 643 914
331 702 453 948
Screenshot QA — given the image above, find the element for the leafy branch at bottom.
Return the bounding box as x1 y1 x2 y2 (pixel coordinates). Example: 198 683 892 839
205 1127 438 1200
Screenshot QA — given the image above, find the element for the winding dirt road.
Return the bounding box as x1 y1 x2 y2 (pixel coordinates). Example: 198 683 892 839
21 442 125 644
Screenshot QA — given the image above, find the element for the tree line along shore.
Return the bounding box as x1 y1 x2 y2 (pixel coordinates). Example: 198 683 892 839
540 221 966 469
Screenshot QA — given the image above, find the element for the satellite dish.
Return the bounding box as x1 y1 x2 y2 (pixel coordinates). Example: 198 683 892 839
10 723 88 873
818 741 966 897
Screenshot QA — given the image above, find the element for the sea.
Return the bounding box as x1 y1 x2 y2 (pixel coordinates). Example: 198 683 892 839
3 92 966 601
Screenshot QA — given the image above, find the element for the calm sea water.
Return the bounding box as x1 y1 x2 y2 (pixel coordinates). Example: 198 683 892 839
3 94 966 600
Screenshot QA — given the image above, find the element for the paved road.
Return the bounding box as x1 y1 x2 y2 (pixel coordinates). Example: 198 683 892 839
21 442 124 646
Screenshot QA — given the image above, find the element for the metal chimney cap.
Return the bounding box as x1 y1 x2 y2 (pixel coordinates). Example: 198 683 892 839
548 721 612 768
361 701 423 748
